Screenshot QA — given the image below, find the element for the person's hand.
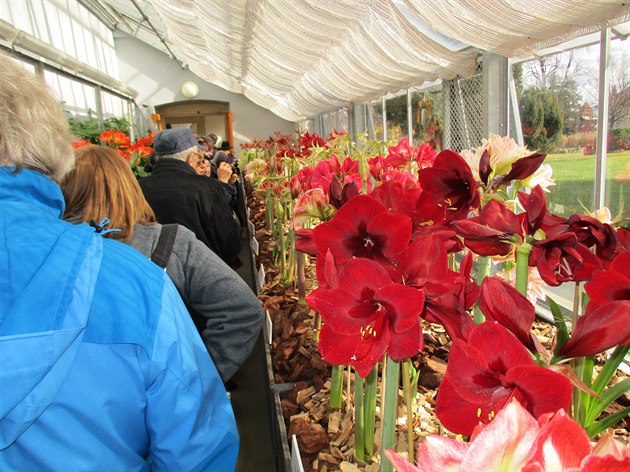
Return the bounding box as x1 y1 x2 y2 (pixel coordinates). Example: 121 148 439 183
229 173 238 185
217 162 231 183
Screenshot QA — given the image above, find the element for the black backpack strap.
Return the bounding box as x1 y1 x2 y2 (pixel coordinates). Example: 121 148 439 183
150 224 179 269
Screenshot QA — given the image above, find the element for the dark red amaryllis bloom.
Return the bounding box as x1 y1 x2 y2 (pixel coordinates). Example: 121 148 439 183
530 233 603 286
478 276 536 350
307 257 425 378
491 152 547 190
312 194 412 266
567 214 617 262
417 150 480 225
452 199 526 257
556 301 630 359
556 253 630 358
584 252 630 311
392 235 476 341
298 131 327 155
435 322 572 436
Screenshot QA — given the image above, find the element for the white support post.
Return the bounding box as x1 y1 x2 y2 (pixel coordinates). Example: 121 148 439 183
594 28 611 211
482 52 509 137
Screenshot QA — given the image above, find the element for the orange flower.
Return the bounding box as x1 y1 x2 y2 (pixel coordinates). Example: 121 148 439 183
71 140 91 149
100 130 131 150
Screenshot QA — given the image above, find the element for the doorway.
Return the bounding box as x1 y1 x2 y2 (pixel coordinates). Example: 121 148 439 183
154 100 232 145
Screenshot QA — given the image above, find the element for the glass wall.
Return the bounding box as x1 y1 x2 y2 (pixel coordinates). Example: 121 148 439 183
515 39 629 218
385 93 408 142
411 86 444 150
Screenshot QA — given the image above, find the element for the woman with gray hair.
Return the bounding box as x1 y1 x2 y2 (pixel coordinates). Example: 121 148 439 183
0 52 238 470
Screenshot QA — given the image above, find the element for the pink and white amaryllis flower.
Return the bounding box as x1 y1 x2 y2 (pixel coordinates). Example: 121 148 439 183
386 399 630 472
306 257 425 378
291 188 336 229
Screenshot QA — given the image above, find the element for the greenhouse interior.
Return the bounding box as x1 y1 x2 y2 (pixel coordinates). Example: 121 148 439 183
1 1 630 471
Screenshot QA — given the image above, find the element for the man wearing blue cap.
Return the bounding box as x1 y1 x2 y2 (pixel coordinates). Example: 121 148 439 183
139 128 242 268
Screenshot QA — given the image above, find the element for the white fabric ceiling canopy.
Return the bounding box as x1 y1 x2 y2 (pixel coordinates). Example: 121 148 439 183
96 0 630 122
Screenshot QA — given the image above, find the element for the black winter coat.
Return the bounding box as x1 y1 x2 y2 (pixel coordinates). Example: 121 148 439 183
139 158 241 266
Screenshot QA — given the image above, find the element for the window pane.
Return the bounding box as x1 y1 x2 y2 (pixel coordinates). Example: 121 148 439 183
411 87 443 150
385 93 408 142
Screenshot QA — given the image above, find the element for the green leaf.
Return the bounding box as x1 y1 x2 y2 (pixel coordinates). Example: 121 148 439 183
548 297 569 356
585 406 630 437
591 344 630 395
585 378 630 426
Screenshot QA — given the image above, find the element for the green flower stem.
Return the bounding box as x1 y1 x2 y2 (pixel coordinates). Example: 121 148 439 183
515 243 532 296
380 356 400 472
354 373 366 462
329 365 344 409
402 360 414 463
473 256 491 324
296 252 306 302
364 366 378 458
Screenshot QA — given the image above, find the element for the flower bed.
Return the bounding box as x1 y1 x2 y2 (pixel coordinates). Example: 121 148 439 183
246 176 629 471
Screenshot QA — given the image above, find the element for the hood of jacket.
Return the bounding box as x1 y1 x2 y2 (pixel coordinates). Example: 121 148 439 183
0 167 103 448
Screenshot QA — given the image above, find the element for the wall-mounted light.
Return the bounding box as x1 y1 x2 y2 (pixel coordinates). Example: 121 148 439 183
181 81 199 98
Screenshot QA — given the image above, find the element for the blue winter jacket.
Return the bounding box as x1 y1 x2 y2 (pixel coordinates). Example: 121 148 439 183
0 167 239 471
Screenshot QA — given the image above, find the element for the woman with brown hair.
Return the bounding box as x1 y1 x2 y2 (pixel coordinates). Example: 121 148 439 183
62 145 263 383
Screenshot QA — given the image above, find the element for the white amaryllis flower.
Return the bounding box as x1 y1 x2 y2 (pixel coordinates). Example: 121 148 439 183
523 163 555 192
460 148 481 182
480 134 530 176
591 207 612 224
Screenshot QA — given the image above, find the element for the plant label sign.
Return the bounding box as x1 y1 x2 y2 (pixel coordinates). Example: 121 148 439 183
264 310 273 345
248 219 256 236
257 263 265 291
251 237 259 256
290 434 304 472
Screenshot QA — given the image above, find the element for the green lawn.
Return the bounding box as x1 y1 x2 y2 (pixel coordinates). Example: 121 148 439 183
544 151 630 217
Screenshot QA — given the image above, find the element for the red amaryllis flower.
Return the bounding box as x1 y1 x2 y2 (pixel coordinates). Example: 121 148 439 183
478 277 536 350
491 152 547 190
417 150 480 225
412 224 463 254
435 322 572 435
530 233 604 286
312 194 412 266
392 235 475 341
452 199 525 256
306 257 425 378
584 252 630 311
370 180 421 216
616 227 630 254
384 138 437 169
385 137 416 167
294 228 317 256
567 214 617 261
556 301 630 359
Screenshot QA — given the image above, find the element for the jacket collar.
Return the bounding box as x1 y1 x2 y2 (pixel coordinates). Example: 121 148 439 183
0 167 65 218
151 158 197 176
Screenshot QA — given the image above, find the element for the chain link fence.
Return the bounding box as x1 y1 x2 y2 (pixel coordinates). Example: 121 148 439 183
442 61 484 152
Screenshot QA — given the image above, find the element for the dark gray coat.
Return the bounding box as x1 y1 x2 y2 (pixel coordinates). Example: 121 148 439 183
130 223 263 382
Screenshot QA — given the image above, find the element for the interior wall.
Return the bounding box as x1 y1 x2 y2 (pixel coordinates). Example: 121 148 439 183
114 31 295 152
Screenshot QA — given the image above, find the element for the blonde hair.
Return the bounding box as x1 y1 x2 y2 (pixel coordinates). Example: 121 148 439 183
0 52 75 182
61 145 156 242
